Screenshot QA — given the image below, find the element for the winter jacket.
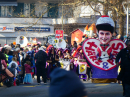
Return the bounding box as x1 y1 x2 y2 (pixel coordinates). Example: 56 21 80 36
24 64 32 73
8 55 13 64
116 48 130 84
116 48 128 68
35 50 47 66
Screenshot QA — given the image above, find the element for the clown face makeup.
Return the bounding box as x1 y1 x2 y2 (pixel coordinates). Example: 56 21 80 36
98 30 112 44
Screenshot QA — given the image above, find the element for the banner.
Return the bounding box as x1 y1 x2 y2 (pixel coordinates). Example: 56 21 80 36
82 38 126 80
0 26 14 32
78 62 87 74
82 39 126 71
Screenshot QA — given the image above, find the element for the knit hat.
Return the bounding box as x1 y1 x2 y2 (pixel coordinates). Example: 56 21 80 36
96 15 115 33
49 68 87 97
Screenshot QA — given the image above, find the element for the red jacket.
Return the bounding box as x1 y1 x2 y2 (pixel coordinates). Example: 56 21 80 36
24 64 32 73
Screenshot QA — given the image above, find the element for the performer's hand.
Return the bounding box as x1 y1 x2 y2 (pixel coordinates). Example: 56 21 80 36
116 62 119 67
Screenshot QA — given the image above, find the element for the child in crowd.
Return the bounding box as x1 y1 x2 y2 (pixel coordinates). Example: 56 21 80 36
8 57 18 77
23 61 33 84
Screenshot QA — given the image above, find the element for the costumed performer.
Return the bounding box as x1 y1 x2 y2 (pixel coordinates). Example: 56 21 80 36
77 46 88 81
47 46 61 78
82 15 126 83
63 48 71 59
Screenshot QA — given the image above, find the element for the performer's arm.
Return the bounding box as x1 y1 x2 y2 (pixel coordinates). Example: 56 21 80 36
55 55 59 61
115 50 122 66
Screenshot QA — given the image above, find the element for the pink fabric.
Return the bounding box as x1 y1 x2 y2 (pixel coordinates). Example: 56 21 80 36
46 62 48 68
1 60 7 68
77 61 90 67
0 47 2 51
17 61 20 65
70 59 74 63
24 64 32 73
77 62 87 64
36 50 39 53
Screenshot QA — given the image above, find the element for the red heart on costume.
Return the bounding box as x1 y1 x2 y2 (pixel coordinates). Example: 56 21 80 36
82 38 126 70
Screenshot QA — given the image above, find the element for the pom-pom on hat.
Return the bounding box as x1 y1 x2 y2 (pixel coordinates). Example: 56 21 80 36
96 15 115 33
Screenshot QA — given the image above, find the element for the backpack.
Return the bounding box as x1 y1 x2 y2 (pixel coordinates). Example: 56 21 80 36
37 51 44 63
11 63 16 68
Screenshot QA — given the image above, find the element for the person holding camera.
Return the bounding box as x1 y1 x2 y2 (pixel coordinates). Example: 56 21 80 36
116 40 130 97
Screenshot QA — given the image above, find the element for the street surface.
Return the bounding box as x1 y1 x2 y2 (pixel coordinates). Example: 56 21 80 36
0 79 124 97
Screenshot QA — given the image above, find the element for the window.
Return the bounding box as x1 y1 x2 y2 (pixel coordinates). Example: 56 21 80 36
24 3 30 17
1 6 13 17
47 3 58 18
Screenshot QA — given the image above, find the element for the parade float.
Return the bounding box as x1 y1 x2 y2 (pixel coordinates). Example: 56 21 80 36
82 15 126 83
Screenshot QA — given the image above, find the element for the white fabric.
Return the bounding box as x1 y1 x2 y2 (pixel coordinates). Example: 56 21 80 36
59 59 70 71
15 48 20 51
8 61 18 68
8 61 18 76
38 47 44 51
96 17 115 27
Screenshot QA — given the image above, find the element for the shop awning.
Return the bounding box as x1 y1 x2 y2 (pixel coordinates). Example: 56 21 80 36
0 2 17 6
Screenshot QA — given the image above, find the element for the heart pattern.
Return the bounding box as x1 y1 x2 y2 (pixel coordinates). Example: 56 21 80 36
82 39 126 71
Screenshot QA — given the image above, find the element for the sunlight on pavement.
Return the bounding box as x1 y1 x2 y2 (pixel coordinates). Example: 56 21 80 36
23 86 35 87
95 84 109 86
34 85 41 86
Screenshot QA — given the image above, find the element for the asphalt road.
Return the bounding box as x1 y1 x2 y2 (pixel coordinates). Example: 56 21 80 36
0 80 124 97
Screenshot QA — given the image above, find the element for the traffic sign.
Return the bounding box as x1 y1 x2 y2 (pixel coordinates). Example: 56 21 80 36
55 30 64 39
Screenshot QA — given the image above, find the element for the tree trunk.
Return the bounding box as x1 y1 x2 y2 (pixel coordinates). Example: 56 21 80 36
118 5 125 36
103 0 109 15
111 0 118 32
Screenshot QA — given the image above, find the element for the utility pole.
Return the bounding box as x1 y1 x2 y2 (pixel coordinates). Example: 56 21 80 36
126 0 129 35
62 0 64 38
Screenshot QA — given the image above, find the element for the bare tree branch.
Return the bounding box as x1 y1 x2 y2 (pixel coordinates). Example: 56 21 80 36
86 0 102 16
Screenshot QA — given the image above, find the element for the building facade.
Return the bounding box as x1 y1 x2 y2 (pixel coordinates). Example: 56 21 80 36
0 0 104 46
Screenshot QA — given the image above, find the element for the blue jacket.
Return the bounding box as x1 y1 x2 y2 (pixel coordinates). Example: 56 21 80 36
8 55 13 64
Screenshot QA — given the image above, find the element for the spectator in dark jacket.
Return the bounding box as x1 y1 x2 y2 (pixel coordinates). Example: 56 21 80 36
1 48 8 63
112 31 118 39
116 40 130 96
35 47 47 85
